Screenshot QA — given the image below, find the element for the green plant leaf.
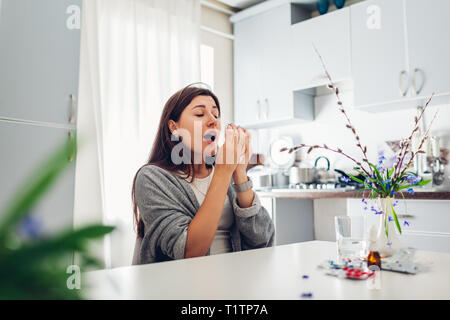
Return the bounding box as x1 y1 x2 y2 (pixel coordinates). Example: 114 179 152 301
347 173 364 184
390 199 402 235
416 179 431 186
387 167 395 179
2 225 114 266
368 163 387 193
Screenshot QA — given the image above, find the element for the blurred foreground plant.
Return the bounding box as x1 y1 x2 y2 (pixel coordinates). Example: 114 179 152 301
0 135 114 299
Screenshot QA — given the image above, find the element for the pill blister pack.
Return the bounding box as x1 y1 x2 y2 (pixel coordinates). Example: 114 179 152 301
381 247 419 274
318 259 375 280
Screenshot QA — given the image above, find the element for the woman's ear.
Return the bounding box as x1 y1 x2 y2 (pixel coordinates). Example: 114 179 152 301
168 120 178 136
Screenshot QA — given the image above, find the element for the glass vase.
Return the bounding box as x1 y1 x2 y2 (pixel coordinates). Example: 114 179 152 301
372 197 406 258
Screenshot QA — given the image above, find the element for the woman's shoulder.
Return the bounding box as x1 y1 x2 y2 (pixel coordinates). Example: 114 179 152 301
136 164 185 187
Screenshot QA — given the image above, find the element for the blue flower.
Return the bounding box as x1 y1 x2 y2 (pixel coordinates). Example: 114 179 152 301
342 176 351 183
404 221 410 227
364 206 368 210
391 190 398 196
387 241 392 247
362 198 368 204
393 200 399 207
18 216 42 239
388 216 393 222
383 179 391 184
407 188 414 195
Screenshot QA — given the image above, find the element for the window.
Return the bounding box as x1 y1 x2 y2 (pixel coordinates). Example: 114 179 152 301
200 44 215 91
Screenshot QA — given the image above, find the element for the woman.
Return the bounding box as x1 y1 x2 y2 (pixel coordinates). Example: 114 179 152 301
131 84 275 265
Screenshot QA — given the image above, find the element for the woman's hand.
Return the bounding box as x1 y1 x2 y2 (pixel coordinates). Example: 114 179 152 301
228 124 252 180
214 124 246 177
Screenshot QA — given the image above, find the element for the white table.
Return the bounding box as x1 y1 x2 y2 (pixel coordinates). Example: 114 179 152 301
83 241 450 299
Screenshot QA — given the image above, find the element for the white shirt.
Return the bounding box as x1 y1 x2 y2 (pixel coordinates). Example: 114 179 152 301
186 166 234 255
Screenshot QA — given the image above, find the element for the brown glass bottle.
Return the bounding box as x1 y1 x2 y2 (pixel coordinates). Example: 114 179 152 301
367 251 381 268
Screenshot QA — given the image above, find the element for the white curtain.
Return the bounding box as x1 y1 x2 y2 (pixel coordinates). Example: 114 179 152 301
75 0 201 268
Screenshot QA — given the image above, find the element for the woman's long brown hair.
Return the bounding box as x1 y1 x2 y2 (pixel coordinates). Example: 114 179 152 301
131 84 221 238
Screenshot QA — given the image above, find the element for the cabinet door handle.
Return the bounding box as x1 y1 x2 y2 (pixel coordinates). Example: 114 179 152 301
68 131 75 163
264 98 269 120
256 100 261 120
69 94 76 124
399 70 409 96
396 214 414 219
412 68 425 95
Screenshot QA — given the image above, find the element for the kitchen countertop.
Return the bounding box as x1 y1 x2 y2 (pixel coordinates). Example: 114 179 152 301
82 241 450 299
255 188 450 200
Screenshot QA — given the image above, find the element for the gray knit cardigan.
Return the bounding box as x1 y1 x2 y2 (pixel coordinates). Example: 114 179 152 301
132 164 275 265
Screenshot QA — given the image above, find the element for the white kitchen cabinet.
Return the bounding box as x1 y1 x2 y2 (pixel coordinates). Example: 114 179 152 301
290 7 351 91
0 0 81 124
347 198 450 253
351 0 408 110
404 0 450 100
0 121 76 239
233 3 312 128
256 194 314 246
351 0 450 112
233 9 264 126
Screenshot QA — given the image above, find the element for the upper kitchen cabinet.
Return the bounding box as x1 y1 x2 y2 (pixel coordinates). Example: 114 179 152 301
290 7 351 91
405 0 450 100
233 3 313 128
0 0 81 125
351 0 450 112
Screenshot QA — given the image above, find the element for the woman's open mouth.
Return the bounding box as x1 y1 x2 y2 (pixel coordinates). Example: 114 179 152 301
203 130 218 144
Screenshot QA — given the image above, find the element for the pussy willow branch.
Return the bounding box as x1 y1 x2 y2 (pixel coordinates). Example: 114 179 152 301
394 93 434 179
398 109 439 178
313 44 372 175
283 144 372 176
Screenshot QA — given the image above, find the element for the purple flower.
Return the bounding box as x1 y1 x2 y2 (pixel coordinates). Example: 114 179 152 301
371 206 383 214
18 216 43 239
387 241 392 247
404 221 410 227
388 216 393 222
302 275 309 279
362 198 368 204
363 206 368 210
342 176 351 183
393 200 399 207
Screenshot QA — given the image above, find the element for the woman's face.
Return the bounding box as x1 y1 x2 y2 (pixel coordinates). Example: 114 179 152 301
170 95 221 160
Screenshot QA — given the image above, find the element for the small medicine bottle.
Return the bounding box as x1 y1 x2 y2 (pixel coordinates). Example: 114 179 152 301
367 250 381 268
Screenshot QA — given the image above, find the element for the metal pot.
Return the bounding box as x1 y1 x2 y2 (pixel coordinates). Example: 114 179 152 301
247 165 273 189
289 166 317 184
272 169 290 187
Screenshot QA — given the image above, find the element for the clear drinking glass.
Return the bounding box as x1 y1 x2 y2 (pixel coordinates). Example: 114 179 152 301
334 215 367 261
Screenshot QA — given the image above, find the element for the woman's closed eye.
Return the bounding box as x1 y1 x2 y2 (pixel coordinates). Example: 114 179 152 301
196 114 219 119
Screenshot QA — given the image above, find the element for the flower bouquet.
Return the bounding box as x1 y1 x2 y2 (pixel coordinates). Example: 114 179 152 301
281 47 438 257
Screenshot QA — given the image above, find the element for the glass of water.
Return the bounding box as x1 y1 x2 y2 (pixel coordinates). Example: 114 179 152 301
334 215 367 261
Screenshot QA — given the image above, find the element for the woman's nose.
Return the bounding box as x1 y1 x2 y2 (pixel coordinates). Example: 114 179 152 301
206 113 219 126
